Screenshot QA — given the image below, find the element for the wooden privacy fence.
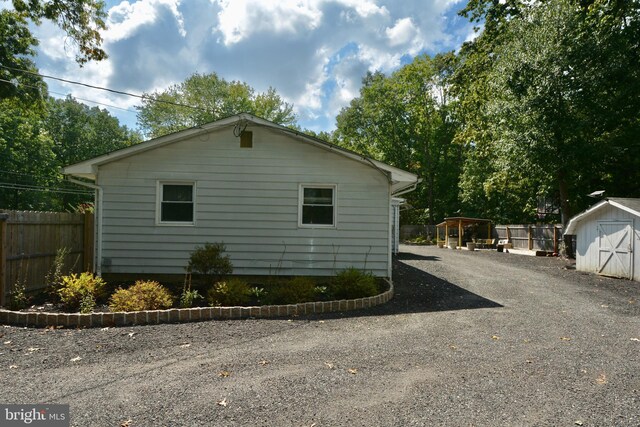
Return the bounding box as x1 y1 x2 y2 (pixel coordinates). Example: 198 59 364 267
494 224 562 252
0 210 94 306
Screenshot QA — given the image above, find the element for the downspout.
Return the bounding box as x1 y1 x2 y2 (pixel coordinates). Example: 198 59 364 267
67 178 103 276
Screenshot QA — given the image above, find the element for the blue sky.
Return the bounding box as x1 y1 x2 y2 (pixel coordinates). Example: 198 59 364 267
31 0 476 133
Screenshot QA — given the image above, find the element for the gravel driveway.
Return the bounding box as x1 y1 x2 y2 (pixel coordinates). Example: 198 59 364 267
1 245 639 426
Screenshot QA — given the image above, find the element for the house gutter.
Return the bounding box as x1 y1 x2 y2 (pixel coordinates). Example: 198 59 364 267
67 178 103 276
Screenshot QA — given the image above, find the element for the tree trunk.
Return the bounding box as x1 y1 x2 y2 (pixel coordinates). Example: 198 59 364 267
557 170 572 226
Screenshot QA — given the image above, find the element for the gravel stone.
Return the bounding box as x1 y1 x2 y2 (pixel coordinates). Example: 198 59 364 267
1 244 639 426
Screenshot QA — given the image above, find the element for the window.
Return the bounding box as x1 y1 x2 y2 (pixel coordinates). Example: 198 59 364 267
299 185 336 227
157 182 195 225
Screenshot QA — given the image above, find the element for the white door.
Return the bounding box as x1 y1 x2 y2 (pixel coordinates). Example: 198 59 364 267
597 221 633 279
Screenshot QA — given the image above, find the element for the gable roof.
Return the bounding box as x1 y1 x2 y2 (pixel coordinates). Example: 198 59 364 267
63 113 419 195
565 198 640 234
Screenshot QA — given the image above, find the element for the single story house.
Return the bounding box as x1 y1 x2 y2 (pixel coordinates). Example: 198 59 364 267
63 113 419 279
565 198 640 281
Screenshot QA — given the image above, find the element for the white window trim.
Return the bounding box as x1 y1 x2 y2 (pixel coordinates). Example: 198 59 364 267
298 184 337 229
156 180 196 226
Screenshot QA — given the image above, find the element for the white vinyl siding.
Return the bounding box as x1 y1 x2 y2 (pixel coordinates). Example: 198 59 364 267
97 126 391 277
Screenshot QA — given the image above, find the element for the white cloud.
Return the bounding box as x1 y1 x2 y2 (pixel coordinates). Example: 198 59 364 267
386 18 418 47
214 0 323 46
107 0 186 42
32 0 473 132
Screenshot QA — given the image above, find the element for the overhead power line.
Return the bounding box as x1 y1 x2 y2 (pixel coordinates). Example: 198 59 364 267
0 64 209 113
0 182 93 195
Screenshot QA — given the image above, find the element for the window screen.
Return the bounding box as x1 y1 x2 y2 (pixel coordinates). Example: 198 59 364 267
301 186 335 226
160 183 194 223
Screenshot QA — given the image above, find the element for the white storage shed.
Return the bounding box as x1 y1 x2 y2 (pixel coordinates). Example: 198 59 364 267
565 198 640 281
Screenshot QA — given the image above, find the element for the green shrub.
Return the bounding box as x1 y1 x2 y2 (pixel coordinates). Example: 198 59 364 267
179 289 202 308
187 242 233 278
330 268 379 300
57 272 106 312
207 278 251 306
8 282 29 311
249 286 267 304
265 277 316 305
109 280 174 312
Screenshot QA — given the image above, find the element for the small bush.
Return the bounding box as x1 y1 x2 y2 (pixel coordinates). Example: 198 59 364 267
249 286 267 304
187 242 233 278
8 282 29 311
207 278 251 306
57 272 106 312
179 289 203 308
109 280 174 312
330 268 379 300
265 277 316 305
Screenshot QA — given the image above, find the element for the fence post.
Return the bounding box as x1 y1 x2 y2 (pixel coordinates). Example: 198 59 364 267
553 226 558 254
0 213 8 307
528 225 533 250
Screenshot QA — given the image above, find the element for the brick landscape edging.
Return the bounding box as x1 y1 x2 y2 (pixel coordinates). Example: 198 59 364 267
0 280 393 328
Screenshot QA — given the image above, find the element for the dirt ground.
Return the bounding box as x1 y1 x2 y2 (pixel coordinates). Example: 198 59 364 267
1 245 639 426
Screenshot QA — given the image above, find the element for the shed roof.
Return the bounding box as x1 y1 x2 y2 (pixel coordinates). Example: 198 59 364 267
565 198 640 235
63 113 419 195
436 217 492 227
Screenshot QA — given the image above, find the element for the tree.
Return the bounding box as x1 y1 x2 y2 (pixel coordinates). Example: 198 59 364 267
334 54 462 224
44 96 142 208
0 98 58 210
136 72 296 138
0 10 47 103
11 0 107 65
454 0 640 224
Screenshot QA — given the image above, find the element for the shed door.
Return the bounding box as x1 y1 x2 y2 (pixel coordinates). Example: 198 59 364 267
597 221 633 279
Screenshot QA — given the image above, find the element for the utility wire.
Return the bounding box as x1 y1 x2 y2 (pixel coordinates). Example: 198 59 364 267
0 182 92 195
0 64 210 113
0 77 138 114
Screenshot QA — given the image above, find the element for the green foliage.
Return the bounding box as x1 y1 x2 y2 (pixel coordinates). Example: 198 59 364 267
179 289 202 308
109 280 174 312
57 272 105 312
11 0 108 65
454 0 640 224
264 277 316 305
136 72 296 138
249 286 267 304
187 242 233 278
207 278 251 307
334 53 462 225
330 268 379 300
8 282 29 311
0 96 141 211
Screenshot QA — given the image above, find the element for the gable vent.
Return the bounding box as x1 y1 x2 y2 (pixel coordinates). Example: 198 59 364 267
240 131 253 148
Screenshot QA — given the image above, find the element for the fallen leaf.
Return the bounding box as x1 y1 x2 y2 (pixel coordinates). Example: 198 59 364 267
561 337 572 341
596 373 607 384
128 332 136 338
9 365 18 369
179 343 191 348
629 299 636 304
449 345 457 350
348 368 358 375
258 360 269 366
3 340 11 345
120 419 132 427
218 370 231 378
491 335 500 340
217 398 228 407
575 421 583 426
324 362 334 370
70 356 82 362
